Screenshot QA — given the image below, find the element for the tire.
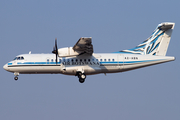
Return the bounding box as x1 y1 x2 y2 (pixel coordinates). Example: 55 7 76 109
76 72 86 83
79 78 85 83
14 76 18 80
80 73 86 79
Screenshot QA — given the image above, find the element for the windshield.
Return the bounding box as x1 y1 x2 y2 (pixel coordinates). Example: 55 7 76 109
13 56 24 60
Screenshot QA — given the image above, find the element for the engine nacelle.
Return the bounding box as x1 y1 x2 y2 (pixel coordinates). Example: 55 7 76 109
58 47 80 57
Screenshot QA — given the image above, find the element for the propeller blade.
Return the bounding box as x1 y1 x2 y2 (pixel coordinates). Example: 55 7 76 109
55 38 57 52
52 38 58 64
56 53 57 64
52 46 56 54
55 38 58 64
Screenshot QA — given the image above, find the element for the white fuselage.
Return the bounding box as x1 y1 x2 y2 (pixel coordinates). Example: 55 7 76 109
3 53 175 76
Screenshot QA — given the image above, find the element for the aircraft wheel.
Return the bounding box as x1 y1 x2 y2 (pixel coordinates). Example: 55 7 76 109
14 76 18 81
80 73 86 80
76 72 86 83
79 78 85 83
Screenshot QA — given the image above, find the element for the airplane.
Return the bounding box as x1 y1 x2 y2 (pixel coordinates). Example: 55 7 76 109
3 22 175 83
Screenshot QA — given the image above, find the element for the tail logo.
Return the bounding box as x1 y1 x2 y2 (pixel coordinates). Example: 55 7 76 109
118 22 174 56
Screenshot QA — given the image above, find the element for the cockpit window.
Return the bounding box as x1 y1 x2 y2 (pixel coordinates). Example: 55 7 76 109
21 57 24 60
14 56 24 60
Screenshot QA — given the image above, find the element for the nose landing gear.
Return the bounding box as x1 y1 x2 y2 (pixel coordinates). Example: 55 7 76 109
76 72 86 83
14 72 19 81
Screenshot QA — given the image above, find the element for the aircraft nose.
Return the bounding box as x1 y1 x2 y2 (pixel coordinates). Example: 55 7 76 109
3 64 8 71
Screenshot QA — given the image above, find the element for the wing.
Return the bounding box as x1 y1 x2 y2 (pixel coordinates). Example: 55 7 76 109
73 37 93 55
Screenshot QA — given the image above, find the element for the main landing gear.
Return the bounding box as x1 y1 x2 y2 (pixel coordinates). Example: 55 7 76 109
76 72 86 83
14 72 19 81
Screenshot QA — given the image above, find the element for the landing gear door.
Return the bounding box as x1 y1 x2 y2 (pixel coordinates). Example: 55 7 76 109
118 54 124 70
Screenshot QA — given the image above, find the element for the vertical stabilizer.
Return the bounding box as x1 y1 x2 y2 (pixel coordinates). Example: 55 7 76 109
156 23 175 56
119 22 175 56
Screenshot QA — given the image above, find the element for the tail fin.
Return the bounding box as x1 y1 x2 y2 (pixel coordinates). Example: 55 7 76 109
120 22 175 56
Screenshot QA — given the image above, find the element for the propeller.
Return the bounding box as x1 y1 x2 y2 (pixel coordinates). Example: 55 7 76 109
52 38 58 64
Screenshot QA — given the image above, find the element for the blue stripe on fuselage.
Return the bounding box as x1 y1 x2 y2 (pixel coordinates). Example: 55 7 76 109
8 63 12 65
8 59 165 66
100 59 165 65
17 62 61 65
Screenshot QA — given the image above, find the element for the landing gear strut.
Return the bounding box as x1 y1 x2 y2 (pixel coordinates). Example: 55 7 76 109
76 72 86 83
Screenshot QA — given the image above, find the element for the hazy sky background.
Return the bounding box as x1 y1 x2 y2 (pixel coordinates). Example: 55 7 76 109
1 0 180 120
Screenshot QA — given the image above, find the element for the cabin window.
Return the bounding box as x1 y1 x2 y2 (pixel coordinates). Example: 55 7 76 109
17 57 20 60
104 59 106 61
59 59 61 62
84 59 86 62
51 59 53 62
80 59 82 62
63 59 66 62
100 59 102 62
108 59 110 61
96 59 99 61
76 59 78 62
88 59 90 62
47 59 49 62
112 59 114 61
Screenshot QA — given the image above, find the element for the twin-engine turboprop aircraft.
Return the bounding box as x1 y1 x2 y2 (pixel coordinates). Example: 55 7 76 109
3 22 175 83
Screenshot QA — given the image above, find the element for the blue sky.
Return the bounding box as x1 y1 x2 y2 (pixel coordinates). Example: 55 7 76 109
1 0 180 120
